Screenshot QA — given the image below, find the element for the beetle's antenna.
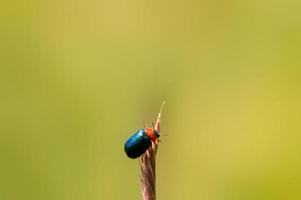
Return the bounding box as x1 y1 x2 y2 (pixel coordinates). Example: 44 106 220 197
154 101 165 133
143 120 147 128
152 122 155 129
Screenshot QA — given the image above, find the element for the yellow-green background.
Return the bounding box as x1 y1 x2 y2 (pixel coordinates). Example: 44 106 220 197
1 0 301 199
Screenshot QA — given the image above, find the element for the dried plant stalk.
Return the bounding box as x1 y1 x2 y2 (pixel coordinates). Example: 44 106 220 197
140 101 164 200
139 140 158 200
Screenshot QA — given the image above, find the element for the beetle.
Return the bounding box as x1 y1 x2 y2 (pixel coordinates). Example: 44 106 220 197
124 102 165 159
124 128 160 159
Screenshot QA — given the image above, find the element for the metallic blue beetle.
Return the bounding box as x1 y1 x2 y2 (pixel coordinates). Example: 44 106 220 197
124 128 159 159
124 101 165 159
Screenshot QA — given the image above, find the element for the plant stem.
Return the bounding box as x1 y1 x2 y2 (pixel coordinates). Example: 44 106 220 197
140 101 164 200
140 140 158 200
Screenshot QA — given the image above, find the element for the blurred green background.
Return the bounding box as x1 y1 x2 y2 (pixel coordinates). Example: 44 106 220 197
1 0 301 199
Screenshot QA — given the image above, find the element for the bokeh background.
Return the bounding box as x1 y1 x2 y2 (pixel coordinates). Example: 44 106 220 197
1 0 301 199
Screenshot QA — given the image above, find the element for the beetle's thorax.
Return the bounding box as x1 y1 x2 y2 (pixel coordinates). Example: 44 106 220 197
144 128 159 142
